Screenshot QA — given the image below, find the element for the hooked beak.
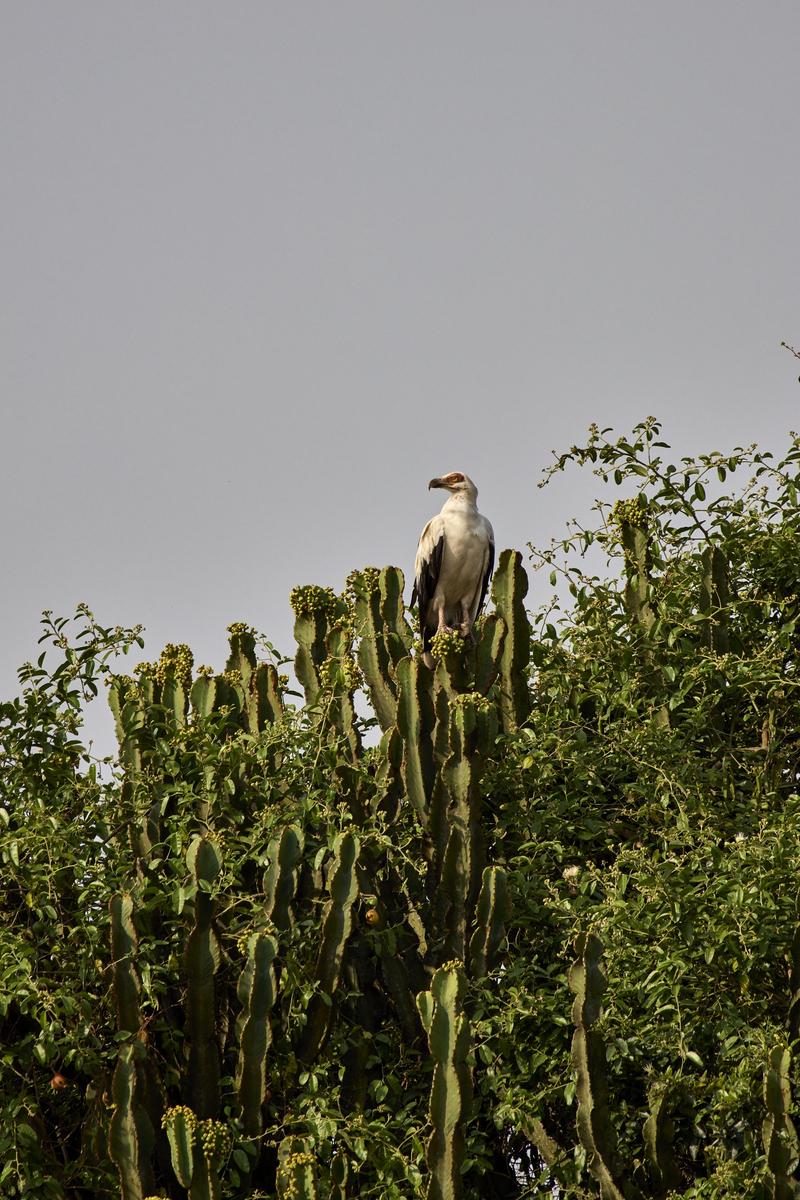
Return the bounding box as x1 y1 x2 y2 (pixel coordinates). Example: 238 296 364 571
428 477 445 490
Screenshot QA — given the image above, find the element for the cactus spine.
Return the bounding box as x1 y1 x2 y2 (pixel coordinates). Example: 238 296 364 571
569 932 632 1200
299 831 360 1062
417 964 472 1200
763 1045 799 1200
185 837 222 1118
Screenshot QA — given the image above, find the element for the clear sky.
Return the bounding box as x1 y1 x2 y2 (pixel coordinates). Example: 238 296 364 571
2 3 799 755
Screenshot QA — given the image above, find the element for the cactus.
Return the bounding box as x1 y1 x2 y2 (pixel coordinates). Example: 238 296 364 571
108 1045 155 1200
291 585 344 705
491 550 531 731
109 895 166 1179
263 825 305 933
192 1118 232 1200
417 964 472 1200
276 1137 320 1199
299 831 360 1062
468 866 509 979
185 837 222 1118
352 567 411 731
643 1081 681 1196
699 545 730 656
439 695 497 962
470 613 507 697
162 1106 196 1188
329 1151 349 1200
569 932 632 1200
110 893 143 1036
763 1045 799 1200
396 655 437 827
235 932 278 1136
614 500 670 730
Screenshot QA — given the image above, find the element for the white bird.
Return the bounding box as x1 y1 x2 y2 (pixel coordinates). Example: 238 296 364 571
412 471 495 662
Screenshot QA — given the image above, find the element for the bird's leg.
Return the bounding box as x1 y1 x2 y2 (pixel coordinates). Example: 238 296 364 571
434 600 454 635
458 602 473 639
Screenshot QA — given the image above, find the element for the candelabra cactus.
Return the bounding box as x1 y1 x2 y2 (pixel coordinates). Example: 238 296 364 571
352 566 413 731
109 1045 156 1200
290 584 345 705
185 837 222 1119
643 1081 681 1196
569 932 632 1200
468 866 509 979
417 963 472 1200
396 655 437 827
699 545 730 656
236 932 278 1137
276 1137 320 1200
263 825 304 933
763 1045 799 1200
491 550 531 731
299 831 361 1063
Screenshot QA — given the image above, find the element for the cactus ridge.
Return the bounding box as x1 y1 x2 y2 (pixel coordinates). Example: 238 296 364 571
569 932 634 1200
468 866 510 979
299 831 361 1062
417 965 473 1200
109 1045 156 1200
763 1045 800 1200
396 655 437 827
263 825 305 933
277 1137 320 1200
236 932 278 1136
491 550 531 731
185 838 222 1119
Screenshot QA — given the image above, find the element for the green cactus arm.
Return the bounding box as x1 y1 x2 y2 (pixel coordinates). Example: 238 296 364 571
763 1045 799 1200
356 583 399 731
468 867 510 979
700 544 730 654
491 549 531 731
292 585 344 705
190 1119 231 1200
277 1137 320 1200
162 1105 196 1188
110 893 142 1036
642 1082 681 1195
569 932 635 1200
417 965 472 1200
263 825 305 933
108 1045 155 1200
190 674 218 719
471 613 507 696
299 831 360 1063
396 655 436 826
226 621 257 689
251 660 284 728
329 1151 349 1200
235 933 278 1137
185 838 222 1118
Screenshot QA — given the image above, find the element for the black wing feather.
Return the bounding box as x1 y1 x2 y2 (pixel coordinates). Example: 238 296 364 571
476 539 495 621
414 535 445 651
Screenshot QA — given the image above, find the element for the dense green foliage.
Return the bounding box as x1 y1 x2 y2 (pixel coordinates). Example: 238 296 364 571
4 420 800 1198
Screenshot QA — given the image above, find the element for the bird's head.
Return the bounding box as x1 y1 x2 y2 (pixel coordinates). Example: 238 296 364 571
428 471 478 502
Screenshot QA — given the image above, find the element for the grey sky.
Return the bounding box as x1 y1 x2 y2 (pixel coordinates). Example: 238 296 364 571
2 3 798 754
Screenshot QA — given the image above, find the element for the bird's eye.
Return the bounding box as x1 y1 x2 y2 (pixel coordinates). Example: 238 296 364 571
448 472 465 483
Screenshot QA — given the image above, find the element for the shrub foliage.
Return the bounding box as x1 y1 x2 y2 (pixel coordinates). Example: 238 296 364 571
3 420 800 1198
